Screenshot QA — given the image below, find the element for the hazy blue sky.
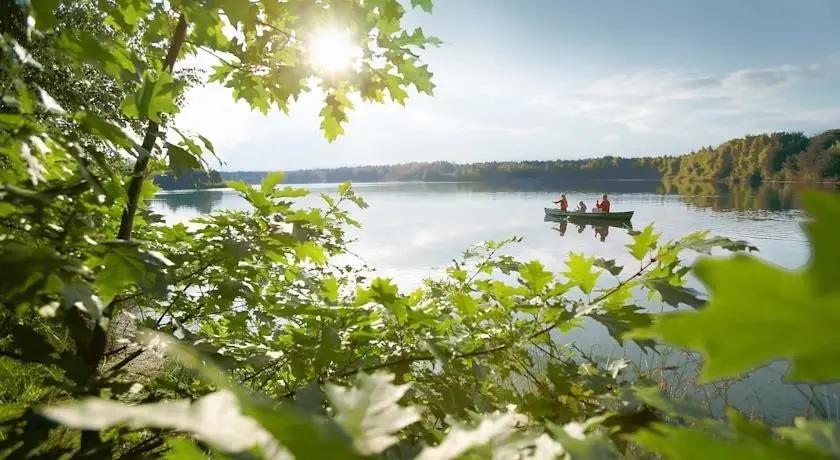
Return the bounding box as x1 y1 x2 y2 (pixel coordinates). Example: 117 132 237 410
177 0 840 171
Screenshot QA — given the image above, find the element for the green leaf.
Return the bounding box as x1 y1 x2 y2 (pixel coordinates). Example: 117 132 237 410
369 278 404 322
338 181 352 196
320 91 352 142
30 0 60 29
631 420 830 460
777 418 840 457
12 79 34 113
314 326 340 377
121 71 179 122
563 252 600 295
629 386 710 423
643 278 705 309
677 231 758 254
273 186 310 198
56 31 135 80
594 258 623 276
325 371 422 455
520 260 554 293
396 58 435 95
628 256 840 383
261 171 285 194
800 191 840 294
410 0 434 13
62 282 105 324
164 439 207 460
592 305 653 349
107 0 152 35
167 143 203 176
294 242 327 265
242 403 355 460
76 112 135 148
321 277 339 303
94 242 173 304
421 339 451 366
451 291 479 315
626 224 660 261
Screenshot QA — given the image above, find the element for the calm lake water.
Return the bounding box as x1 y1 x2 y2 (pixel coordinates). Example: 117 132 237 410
149 180 837 424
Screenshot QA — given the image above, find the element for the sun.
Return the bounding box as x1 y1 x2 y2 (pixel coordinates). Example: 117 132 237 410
307 28 362 72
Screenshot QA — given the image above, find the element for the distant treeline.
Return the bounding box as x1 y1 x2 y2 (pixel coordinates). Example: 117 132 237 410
663 129 840 184
222 157 671 185
153 170 225 190
196 129 840 190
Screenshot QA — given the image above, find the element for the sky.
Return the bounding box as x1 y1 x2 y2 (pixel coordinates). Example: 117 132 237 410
176 0 840 171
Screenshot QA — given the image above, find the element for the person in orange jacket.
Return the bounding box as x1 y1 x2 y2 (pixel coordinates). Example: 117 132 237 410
596 194 611 212
553 194 569 211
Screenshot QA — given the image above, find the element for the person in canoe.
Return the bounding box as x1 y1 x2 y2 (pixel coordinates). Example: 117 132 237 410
595 194 611 212
575 201 587 212
552 194 568 211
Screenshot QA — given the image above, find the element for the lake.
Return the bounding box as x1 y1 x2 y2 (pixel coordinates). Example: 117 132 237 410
149 180 837 425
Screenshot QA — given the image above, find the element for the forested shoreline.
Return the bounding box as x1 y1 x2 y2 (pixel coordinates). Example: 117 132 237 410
214 129 840 188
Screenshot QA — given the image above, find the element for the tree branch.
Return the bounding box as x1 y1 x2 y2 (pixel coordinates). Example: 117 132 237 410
79 14 190 452
278 257 659 398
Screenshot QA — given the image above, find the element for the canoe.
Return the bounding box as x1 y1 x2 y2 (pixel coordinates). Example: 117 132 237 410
544 208 634 221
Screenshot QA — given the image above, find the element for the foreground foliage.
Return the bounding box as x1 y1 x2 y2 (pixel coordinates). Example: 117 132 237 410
2 0 840 459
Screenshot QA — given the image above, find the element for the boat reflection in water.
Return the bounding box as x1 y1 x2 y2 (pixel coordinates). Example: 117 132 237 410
544 214 633 242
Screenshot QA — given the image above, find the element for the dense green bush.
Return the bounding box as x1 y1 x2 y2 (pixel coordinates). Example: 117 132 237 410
1 1 839 458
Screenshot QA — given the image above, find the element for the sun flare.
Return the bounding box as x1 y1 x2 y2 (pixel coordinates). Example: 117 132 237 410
307 28 361 72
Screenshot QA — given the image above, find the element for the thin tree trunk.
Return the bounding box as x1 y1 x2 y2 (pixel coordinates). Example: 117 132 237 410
79 14 188 452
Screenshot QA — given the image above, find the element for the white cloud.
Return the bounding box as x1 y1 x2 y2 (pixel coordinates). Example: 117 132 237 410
174 53 840 170
539 58 840 137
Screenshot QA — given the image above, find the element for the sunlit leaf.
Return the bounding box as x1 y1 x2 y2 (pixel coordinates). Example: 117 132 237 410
563 252 600 295
42 392 286 456
520 260 553 293
626 224 660 261
121 71 180 122
326 371 421 455
261 171 285 194
416 413 522 460
294 242 327 265
410 0 434 13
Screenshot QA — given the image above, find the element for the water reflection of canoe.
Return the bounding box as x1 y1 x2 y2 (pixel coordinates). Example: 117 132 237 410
543 214 633 230
544 208 634 222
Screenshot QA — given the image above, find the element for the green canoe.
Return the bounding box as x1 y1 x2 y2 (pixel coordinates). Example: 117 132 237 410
544 208 634 222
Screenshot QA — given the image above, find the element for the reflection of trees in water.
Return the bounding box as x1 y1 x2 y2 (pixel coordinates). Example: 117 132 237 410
661 181 836 212
149 191 224 214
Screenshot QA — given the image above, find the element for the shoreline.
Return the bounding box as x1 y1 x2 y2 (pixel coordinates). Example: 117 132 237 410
153 177 840 193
